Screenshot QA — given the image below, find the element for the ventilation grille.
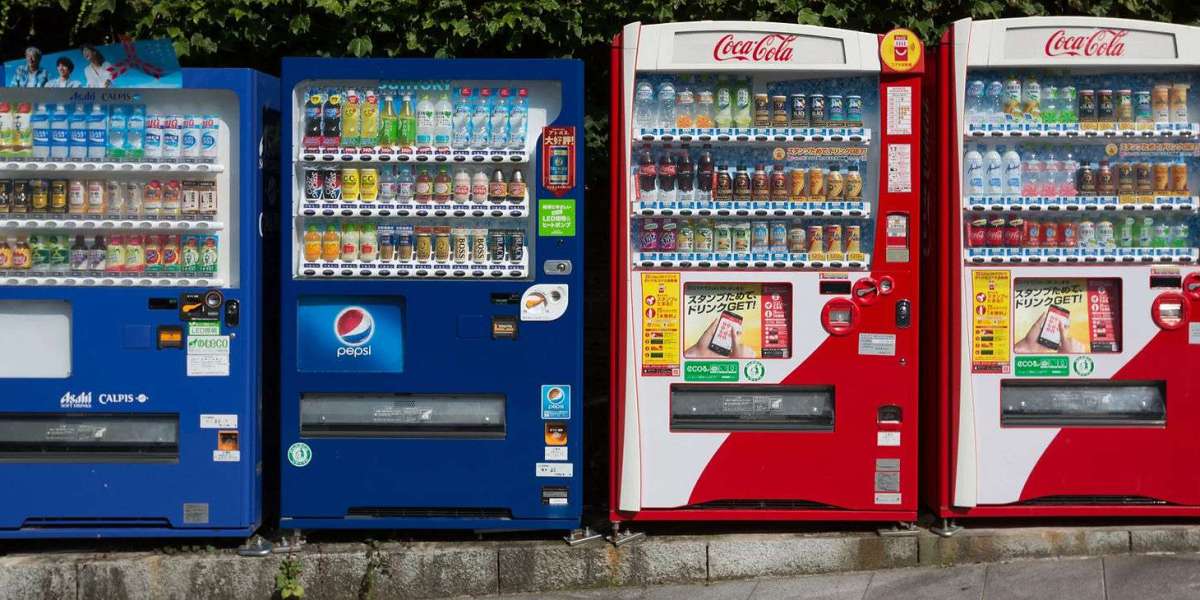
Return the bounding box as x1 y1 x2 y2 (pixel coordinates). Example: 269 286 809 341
346 507 512 519
1020 495 1169 506
22 517 173 529
682 499 838 511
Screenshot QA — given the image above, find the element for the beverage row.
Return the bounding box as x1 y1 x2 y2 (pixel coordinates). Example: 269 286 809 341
964 146 1190 197
632 77 866 130
301 86 529 152
637 218 864 255
301 222 526 265
0 233 219 274
635 147 864 203
965 77 1191 127
0 178 219 219
0 101 219 162
302 166 526 205
965 216 1191 249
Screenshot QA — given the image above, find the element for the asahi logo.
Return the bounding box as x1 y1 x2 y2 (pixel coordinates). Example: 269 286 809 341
1044 29 1128 58
60 391 92 409
712 33 797 63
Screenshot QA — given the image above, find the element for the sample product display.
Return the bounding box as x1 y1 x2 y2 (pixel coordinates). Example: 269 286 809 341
280 58 584 532
612 21 923 526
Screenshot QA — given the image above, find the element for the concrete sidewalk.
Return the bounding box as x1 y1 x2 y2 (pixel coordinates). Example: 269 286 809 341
494 554 1200 600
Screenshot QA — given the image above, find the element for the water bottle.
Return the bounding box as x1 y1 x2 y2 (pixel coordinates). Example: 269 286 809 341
656 79 676 130
633 79 656 130
508 88 528 150
1041 151 1060 197
1002 146 1023 196
30 104 50 160
965 145 984 196
434 92 453 149
986 81 1004 126
489 88 510 150
68 104 88 160
1060 152 1078 197
1042 86 1059 125
470 88 492 150
50 104 69 160
1022 151 1041 196
451 87 472 150
86 104 107 160
126 105 145 161
966 80 985 128
984 145 1003 195
415 93 435 149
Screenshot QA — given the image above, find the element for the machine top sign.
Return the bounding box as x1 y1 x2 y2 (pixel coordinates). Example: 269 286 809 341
712 33 798 63
1044 28 1127 57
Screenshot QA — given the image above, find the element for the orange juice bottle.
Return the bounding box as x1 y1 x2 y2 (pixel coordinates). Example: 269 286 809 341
303 224 322 262
321 224 340 262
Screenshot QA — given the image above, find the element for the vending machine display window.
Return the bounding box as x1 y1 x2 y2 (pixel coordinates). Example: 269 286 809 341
682 282 791 359
670 385 834 431
1012 278 1122 354
1000 381 1165 427
300 392 505 438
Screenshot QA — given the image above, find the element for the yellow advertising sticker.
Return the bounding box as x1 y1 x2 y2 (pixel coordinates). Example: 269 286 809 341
880 29 922 73
971 270 1011 373
641 273 680 377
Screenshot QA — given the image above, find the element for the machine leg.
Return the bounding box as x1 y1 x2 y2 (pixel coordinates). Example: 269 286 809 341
930 518 962 538
273 530 307 553
606 521 645 546
237 534 273 557
877 521 920 537
564 525 604 546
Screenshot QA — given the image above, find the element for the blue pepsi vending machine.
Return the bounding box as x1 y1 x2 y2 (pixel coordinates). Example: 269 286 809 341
279 58 584 531
0 69 278 538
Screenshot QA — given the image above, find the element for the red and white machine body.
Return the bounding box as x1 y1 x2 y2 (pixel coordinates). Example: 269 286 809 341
611 21 923 523
928 17 1200 519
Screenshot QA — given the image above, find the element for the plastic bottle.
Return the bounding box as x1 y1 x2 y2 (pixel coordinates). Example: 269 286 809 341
380 95 399 149
1042 86 1059 125
656 78 676 129
508 88 528 150
321 225 340 262
986 81 1004 126
12 103 31 158
733 78 753 129
200 115 219 162
451 87 472 150
964 145 985 196
126 105 145 161
1002 145 1023 195
675 79 695 128
68 104 88 160
30 103 49 160
360 90 379 148
1041 151 1060 197
160 113 179 161
984 145 1003 195
342 88 361 148
489 88 510 149
966 80 986 128
340 223 360 261
633 79 656 129
359 224 378 262
471 168 489 203
452 167 471 203
714 76 733 128
87 104 107 160
696 146 715 201
1060 152 1079 197
182 114 202 162
676 148 695 202
0 103 12 159
1022 150 1041 196
415 93 435 149
321 89 342 149
694 80 715 129
303 225 321 262
50 104 69 160
397 94 416 149
471 88 492 149
396 165 415 203
434 91 453 149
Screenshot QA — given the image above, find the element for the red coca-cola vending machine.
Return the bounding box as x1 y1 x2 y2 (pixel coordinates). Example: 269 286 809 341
927 17 1200 531
610 21 924 535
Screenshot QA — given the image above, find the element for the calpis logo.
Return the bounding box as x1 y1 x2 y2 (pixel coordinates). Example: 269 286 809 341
1044 29 1127 58
713 33 797 63
334 306 374 357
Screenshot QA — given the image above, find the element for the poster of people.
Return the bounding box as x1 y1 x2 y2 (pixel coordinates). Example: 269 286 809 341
1012 278 1121 354
4 38 181 89
683 283 791 359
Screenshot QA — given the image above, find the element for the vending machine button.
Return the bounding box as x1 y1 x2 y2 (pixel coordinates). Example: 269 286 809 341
224 300 240 327
895 300 912 328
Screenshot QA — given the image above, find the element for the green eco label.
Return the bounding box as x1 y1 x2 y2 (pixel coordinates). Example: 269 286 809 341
538 199 576 237
287 442 312 467
1073 356 1096 376
1014 356 1069 377
188 320 221 337
684 361 739 382
743 361 766 382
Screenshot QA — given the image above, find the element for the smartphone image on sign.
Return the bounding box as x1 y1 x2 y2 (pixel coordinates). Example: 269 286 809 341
1037 305 1071 351
708 311 743 357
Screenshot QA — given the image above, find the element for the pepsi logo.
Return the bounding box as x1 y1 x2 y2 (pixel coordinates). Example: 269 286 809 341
334 306 375 347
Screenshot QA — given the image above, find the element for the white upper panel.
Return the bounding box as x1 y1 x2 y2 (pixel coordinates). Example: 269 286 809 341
623 21 880 73
965 16 1200 67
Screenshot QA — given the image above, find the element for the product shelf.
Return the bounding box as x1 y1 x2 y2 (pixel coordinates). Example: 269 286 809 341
0 160 223 173
0 274 222 287
0 218 223 231
297 148 528 164
964 123 1200 138
633 251 870 271
297 198 528 219
296 254 529 279
634 127 871 145
631 200 870 218
965 247 1197 264
963 195 1198 212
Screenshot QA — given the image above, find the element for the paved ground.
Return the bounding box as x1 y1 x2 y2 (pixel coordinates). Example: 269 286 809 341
491 553 1200 600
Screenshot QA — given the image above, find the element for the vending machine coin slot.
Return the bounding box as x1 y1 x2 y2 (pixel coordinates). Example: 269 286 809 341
819 280 852 295
1150 272 1183 289
179 292 222 321
491 293 521 305
148 298 179 310
895 300 912 328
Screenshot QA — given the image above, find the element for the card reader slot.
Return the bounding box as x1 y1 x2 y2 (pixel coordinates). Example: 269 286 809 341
301 393 506 439
0 414 179 463
670 385 834 432
1000 381 1165 427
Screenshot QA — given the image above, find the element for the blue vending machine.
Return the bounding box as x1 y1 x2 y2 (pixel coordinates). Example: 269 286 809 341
279 58 584 531
0 69 278 538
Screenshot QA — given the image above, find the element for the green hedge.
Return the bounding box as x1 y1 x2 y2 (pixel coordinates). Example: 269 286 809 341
5 0 1198 192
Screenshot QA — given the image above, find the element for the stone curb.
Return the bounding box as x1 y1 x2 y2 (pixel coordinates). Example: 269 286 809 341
2 525 1200 599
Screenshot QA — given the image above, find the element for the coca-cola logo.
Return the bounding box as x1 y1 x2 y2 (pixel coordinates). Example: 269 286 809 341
1044 28 1127 57
712 33 797 63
